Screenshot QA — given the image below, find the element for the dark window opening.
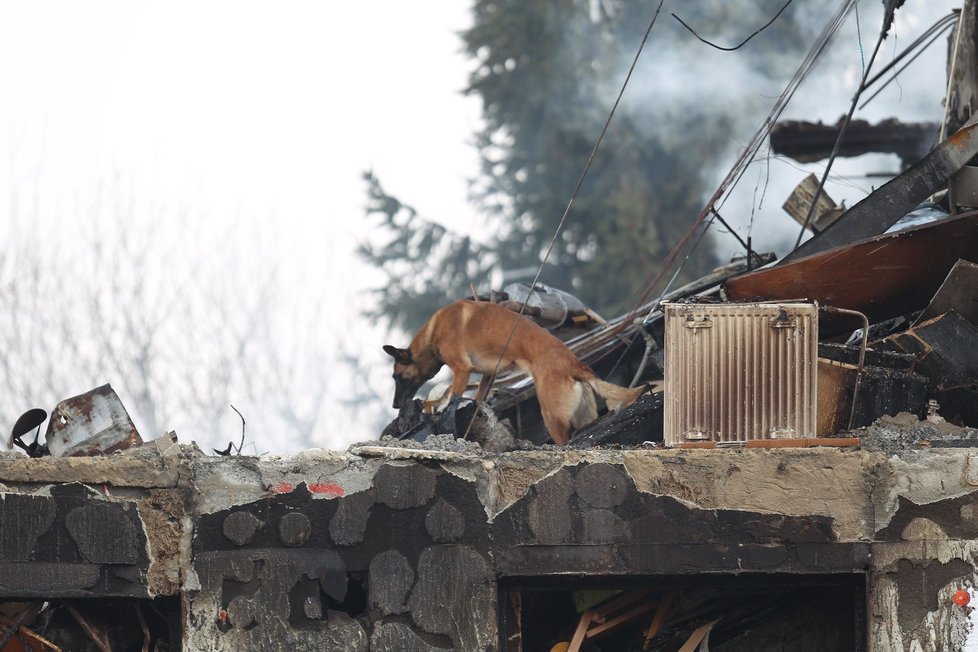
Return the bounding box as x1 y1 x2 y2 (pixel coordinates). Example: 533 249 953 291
326 572 368 618
499 573 865 652
287 572 368 629
0 597 180 652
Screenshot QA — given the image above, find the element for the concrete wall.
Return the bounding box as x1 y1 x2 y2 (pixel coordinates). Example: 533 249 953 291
0 435 976 650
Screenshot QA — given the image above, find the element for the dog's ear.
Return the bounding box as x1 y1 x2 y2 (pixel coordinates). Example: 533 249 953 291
383 345 412 364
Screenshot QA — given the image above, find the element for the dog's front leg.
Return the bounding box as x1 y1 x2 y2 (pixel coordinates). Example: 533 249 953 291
448 365 473 399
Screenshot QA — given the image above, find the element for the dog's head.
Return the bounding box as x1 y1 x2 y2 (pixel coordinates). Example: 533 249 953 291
383 345 431 410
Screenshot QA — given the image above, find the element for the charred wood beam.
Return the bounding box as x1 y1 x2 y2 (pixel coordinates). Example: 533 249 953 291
943 1 978 137
781 111 978 263
770 118 938 167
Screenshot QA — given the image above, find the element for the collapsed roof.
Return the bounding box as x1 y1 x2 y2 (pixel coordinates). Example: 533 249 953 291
383 105 978 452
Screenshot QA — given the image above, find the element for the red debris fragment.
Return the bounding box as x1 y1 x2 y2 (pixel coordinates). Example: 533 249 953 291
308 482 344 496
270 482 295 494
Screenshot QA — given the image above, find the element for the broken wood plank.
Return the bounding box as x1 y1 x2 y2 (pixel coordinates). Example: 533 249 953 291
567 609 594 652
590 589 655 621
644 592 674 648
771 119 937 166
585 602 658 639
0 614 61 652
943 0 978 137
64 605 111 652
678 619 721 652
782 173 844 232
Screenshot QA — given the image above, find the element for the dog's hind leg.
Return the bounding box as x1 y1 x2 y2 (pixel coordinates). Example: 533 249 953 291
569 382 598 429
536 373 589 445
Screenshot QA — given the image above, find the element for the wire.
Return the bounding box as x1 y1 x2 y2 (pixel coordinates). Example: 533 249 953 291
862 12 957 90
601 0 855 389
462 0 668 440
579 1 856 398
672 0 793 52
620 0 855 327
748 146 773 238
791 7 889 250
858 17 955 110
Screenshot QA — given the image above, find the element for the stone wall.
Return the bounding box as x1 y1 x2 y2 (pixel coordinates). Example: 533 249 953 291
0 435 976 650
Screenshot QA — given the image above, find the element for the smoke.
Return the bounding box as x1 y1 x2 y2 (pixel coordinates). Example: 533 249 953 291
573 0 958 262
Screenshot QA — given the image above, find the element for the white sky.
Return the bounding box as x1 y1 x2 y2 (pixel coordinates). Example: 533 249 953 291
0 1 482 452
0 0 964 454
0 2 481 224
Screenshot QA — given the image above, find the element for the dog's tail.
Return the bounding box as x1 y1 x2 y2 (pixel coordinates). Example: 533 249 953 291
584 377 656 412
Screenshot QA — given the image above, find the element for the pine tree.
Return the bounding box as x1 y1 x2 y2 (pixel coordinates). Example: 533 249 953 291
361 0 820 331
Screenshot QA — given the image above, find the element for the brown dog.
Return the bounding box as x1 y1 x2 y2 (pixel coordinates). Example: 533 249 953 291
383 300 648 444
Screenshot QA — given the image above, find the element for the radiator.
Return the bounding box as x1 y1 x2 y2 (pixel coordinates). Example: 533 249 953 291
663 302 818 446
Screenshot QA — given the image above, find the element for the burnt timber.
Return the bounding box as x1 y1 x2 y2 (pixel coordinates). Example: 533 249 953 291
770 118 939 167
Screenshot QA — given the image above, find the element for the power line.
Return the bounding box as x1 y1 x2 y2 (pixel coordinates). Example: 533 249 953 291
792 7 891 250
462 0 668 440
625 0 855 325
672 0 793 52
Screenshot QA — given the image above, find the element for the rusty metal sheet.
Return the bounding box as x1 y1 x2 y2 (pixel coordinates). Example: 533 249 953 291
44 384 141 457
784 111 978 263
724 211 978 336
663 302 818 447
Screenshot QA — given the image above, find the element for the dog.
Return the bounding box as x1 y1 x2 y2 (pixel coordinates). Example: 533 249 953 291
383 299 649 444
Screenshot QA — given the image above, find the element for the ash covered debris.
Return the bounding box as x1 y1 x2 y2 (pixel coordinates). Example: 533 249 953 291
858 411 978 455
8 384 142 459
376 45 978 454
380 208 978 452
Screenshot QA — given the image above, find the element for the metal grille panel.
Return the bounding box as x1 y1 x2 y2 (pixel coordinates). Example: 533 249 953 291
663 302 818 446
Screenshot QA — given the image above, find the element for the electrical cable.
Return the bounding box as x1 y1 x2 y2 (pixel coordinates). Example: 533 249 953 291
601 1 856 382
862 12 957 90
461 0 668 440
858 18 955 110
604 0 856 390
620 0 855 330
791 7 890 251
672 0 793 52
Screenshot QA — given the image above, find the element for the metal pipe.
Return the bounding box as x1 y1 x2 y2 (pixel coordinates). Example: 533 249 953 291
629 340 653 389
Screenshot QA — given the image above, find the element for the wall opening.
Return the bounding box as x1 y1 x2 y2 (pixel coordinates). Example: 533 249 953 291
0 597 180 652
499 573 865 652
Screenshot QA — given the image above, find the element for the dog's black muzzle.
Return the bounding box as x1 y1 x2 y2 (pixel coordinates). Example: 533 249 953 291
392 378 422 410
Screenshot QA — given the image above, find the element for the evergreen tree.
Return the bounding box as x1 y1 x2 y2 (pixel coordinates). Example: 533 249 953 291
360 170 495 331
361 0 820 332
